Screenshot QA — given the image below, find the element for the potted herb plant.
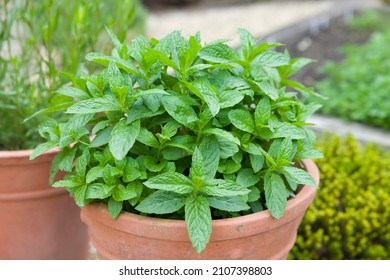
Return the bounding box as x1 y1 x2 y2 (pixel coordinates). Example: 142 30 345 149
32 28 322 259
0 0 145 259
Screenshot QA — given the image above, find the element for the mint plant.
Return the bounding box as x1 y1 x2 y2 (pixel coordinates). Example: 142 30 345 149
31 29 322 253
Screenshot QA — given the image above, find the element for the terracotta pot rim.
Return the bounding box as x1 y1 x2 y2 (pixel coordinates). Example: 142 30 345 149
81 159 319 241
0 187 68 202
0 147 59 165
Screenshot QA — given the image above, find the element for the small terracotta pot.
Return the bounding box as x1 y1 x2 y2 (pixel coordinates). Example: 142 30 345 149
81 159 319 260
0 149 89 260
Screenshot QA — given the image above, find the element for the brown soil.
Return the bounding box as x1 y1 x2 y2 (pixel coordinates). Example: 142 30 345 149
276 13 374 86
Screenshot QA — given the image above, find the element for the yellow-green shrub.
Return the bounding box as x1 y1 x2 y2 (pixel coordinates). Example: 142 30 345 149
290 135 390 259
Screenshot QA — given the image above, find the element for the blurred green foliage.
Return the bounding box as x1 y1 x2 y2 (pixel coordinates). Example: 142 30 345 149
315 10 390 129
347 9 390 31
0 0 146 150
290 134 390 259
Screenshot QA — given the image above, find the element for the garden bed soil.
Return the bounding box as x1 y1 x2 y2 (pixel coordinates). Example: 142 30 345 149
274 11 374 86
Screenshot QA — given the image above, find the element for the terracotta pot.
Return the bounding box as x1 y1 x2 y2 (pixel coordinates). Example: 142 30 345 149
0 149 89 260
81 159 319 260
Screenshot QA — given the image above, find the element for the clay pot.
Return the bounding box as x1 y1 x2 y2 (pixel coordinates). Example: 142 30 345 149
81 159 319 260
0 149 89 260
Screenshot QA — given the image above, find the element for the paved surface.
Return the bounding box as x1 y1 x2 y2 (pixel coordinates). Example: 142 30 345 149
309 115 390 149
146 0 382 47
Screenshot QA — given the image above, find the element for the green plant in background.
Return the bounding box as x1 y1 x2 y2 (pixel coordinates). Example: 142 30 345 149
347 9 390 31
0 0 146 150
316 10 390 130
290 134 390 260
31 28 322 253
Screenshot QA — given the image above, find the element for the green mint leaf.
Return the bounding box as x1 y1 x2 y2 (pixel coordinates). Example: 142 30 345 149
185 79 220 116
281 166 316 187
264 173 287 219
281 79 321 98
109 120 140 160
248 186 261 202
278 137 293 162
90 126 113 148
56 87 89 100
161 95 198 129
75 149 90 178
272 123 306 139
185 196 212 254
112 184 138 201
108 197 123 219
74 185 88 207
199 43 238 63
66 95 122 114
129 88 168 103
85 183 115 199
136 190 185 214
30 141 57 160
238 28 255 60
287 57 315 77
255 81 278 100
249 201 264 213
128 35 150 62
217 136 239 159
105 26 122 51
190 147 205 179
253 51 289 67
144 156 167 172
92 120 111 135
250 42 284 61
241 143 263 155
202 128 240 145
142 93 162 113
218 160 241 174
136 128 160 148
128 181 144 206
106 61 125 88
208 196 250 212
218 89 245 108
228 109 255 133
86 53 140 76
86 166 104 183
198 135 220 179
202 179 250 197
254 96 271 129
123 165 142 183
57 147 78 172
250 154 265 173
52 178 81 188
143 172 194 194
127 103 164 124
236 168 260 188
164 135 195 154
161 121 181 139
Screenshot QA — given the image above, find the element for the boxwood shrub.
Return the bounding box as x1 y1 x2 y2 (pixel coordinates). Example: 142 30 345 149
290 134 390 259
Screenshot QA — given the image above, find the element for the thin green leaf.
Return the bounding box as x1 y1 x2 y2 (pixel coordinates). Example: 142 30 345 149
144 172 194 194
264 173 287 219
208 196 250 212
66 95 122 114
109 120 140 160
202 179 250 196
185 196 212 254
108 197 123 219
281 166 316 187
228 109 255 133
136 190 185 214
